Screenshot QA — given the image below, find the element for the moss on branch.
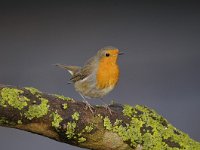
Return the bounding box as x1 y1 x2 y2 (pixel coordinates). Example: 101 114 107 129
0 85 199 150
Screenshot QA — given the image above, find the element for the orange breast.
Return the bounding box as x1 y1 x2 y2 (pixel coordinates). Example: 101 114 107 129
96 57 119 89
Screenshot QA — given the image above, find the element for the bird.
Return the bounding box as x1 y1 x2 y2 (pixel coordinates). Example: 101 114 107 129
55 46 123 113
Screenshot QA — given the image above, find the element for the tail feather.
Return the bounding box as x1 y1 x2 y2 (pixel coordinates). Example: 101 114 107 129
54 64 81 75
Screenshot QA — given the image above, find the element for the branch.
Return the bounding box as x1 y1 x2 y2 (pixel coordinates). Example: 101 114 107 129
0 84 199 150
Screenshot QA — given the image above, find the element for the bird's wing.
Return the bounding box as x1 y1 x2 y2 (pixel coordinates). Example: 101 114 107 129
70 56 97 83
55 64 81 75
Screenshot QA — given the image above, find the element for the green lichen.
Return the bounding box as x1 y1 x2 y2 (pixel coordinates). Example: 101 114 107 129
51 112 63 128
0 88 30 110
0 117 9 125
114 119 122 126
72 124 94 143
0 117 16 126
66 122 77 139
53 94 73 101
122 104 133 117
72 112 80 121
62 103 68 109
25 87 41 95
24 98 49 120
97 114 103 119
64 113 90 142
78 137 86 143
102 104 200 149
17 120 22 125
83 125 94 133
0 96 4 107
103 116 112 130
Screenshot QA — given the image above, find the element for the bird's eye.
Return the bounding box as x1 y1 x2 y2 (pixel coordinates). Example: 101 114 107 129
106 53 110 57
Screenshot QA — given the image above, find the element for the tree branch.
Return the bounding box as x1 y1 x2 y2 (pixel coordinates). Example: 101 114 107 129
0 84 199 150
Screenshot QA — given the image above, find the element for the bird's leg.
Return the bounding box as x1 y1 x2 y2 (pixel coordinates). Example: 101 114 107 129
100 99 114 115
84 100 94 113
79 93 94 113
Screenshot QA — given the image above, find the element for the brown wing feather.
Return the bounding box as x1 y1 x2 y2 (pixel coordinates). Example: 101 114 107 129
55 64 81 75
70 56 97 83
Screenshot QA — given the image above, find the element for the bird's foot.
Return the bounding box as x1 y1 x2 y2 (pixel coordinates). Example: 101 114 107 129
103 104 114 115
83 100 94 113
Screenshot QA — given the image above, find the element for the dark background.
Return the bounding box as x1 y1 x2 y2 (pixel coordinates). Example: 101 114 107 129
0 1 199 150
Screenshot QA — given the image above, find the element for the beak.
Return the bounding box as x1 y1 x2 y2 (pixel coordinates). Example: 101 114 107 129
118 52 124 55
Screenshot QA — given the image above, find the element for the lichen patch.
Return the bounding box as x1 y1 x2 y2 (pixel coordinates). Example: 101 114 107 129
51 112 63 129
0 88 30 110
24 98 49 120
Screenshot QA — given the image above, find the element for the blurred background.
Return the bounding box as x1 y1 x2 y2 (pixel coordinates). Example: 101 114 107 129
0 1 199 149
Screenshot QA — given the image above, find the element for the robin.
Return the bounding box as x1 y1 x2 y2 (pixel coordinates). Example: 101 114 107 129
56 46 123 113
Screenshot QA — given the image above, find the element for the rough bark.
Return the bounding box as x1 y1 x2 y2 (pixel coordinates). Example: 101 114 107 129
0 84 199 150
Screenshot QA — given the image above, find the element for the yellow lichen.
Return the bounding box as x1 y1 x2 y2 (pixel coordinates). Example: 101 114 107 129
51 112 63 129
0 88 30 110
72 112 80 121
53 94 73 101
66 122 76 139
62 103 68 109
25 87 41 95
24 98 49 120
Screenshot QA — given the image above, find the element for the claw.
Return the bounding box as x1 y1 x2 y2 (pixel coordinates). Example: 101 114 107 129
99 99 114 115
103 104 114 115
79 93 94 113
84 100 94 113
